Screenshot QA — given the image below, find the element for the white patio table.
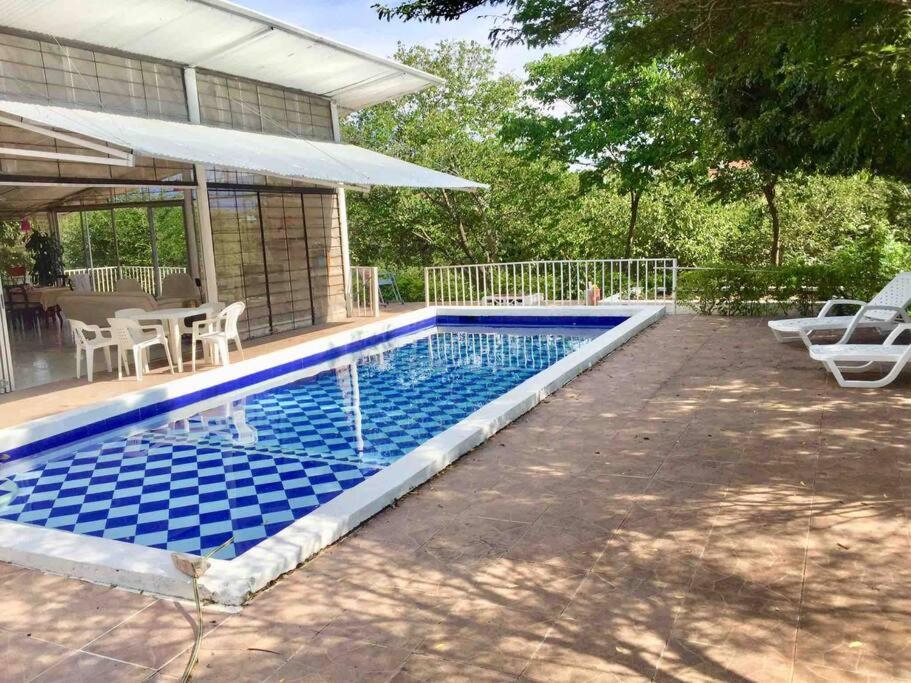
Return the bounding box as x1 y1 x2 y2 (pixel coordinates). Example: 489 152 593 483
115 305 212 373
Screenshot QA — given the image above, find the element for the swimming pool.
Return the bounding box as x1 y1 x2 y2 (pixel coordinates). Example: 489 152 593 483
0 306 664 603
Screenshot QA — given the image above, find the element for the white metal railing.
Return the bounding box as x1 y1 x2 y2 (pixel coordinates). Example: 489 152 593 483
351 266 381 318
424 259 677 309
64 265 186 295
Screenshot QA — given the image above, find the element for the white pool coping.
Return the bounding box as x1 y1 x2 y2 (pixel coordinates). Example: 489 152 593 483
0 305 663 604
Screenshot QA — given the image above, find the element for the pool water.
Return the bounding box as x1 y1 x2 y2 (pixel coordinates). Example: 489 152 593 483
0 326 606 559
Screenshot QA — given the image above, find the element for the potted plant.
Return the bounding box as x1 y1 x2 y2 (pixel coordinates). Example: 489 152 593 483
25 230 64 286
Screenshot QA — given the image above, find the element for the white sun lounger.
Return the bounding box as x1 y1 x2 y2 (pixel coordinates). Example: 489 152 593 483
768 272 911 348
809 323 911 388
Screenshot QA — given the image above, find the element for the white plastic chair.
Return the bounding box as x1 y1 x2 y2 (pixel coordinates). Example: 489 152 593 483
114 307 150 319
768 272 911 348
107 317 174 381
191 301 245 371
809 323 911 388
71 319 116 382
178 301 223 338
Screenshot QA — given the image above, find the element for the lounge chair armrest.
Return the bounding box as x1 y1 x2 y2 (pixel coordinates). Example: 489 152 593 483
818 299 866 317
835 305 911 344
856 304 911 321
191 318 219 335
82 324 111 340
139 324 166 337
884 323 911 345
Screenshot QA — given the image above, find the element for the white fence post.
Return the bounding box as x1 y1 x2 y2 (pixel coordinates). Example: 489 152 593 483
65 266 187 295
419 258 677 308
424 268 431 308
370 267 381 318
672 259 678 314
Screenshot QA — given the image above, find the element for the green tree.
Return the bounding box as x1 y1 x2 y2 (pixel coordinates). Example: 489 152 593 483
503 47 709 256
377 0 911 181
344 40 581 265
0 221 28 279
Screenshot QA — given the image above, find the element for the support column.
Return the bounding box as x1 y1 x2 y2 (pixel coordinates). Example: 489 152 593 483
182 192 201 281
147 205 160 297
330 101 353 318
183 66 218 304
47 211 60 243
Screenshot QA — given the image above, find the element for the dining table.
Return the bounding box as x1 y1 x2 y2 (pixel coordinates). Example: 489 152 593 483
115 304 215 373
25 285 71 311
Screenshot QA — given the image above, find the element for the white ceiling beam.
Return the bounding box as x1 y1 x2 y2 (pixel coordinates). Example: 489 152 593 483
0 147 134 166
0 113 133 161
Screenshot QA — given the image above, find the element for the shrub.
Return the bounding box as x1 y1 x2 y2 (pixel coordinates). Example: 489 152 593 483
677 258 910 316
388 266 425 302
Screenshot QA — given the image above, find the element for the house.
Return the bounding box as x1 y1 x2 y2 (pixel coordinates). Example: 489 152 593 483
0 0 481 390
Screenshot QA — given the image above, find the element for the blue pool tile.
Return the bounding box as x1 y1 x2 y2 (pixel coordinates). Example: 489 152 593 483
1 327 601 560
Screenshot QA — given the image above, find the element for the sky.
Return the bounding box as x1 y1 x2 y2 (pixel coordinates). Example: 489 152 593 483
240 0 581 77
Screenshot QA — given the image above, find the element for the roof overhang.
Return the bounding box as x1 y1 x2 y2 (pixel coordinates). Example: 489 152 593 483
0 99 487 192
0 0 444 110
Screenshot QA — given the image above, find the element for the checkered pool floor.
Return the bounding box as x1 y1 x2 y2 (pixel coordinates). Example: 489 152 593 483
0 328 599 559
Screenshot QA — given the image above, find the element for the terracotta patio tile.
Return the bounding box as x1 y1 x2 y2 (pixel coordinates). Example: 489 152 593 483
391 653 514 682
795 585 911 679
445 559 584 618
268 634 410 683
653 456 737 486
419 515 530 564
348 502 456 552
791 662 900 682
0 630 73 682
637 478 727 510
657 637 793 682
157 614 317 681
583 452 666 478
0 571 154 649
417 602 554 676
83 599 230 670
535 493 636 532
460 489 554 524
610 506 716 561
31 651 152 682
525 611 667 681
320 601 443 649
504 517 615 572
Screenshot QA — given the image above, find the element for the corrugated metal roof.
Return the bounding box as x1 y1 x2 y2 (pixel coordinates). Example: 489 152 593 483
0 0 443 110
0 99 486 190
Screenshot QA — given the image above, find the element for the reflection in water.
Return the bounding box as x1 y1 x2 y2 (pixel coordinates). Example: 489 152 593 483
336 363 364 453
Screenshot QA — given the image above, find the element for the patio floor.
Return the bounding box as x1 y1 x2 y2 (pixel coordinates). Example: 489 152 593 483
1 314 910 682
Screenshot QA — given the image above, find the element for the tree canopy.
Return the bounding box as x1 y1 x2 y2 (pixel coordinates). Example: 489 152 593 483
377 0 911 181
502 47 709 255
344 41 580 265
343 39 908 285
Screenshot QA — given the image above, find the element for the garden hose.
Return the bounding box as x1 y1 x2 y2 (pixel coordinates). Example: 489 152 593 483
173 536 234 683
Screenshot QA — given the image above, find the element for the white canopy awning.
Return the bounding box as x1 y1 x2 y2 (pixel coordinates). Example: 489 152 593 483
0 0 442 110
0 99 486 191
